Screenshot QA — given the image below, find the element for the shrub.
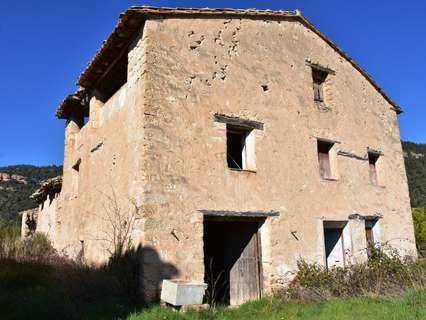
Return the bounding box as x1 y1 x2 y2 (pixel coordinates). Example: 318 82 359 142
413 208 426 256
293 245 426 300
0 225 57 263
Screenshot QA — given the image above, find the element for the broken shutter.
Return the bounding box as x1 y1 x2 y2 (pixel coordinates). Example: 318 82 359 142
318 150 331 179
313 82 323 102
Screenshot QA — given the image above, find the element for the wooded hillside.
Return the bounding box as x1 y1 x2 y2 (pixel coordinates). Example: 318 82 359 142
0 165 62 225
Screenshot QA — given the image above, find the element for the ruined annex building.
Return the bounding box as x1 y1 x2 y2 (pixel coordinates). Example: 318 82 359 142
27 7 416 305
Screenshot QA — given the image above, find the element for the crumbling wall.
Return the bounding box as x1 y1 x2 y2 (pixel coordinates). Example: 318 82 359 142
53 26 147 264
20 208 38 239
35 193 59 240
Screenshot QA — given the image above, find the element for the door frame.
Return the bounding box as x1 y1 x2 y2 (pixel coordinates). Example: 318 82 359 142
322 220 347 268
203 216 265 304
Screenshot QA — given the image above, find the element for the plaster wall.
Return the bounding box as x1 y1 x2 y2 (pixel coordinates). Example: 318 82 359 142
43 15 416 302
52 27 148 263
139 17 416 293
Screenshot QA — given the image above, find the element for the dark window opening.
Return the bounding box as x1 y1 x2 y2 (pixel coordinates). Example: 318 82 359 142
72 159 81 172
227 125 250 170
95 48 128 103
368 152 380 185
312 68 328 102
317 140 333 179
72 159 81 197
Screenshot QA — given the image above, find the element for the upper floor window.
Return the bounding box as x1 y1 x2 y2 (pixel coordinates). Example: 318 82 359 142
306 61 335 105
72 159 81 197
312 68 328 103
227 125 253 170
214 114 263 172
318 140 333 179
368 151 383 186
317 139 339 180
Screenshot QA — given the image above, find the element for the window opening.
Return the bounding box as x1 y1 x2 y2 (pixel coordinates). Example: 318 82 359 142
318 140 333 179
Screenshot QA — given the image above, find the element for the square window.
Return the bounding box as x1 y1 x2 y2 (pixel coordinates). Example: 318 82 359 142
226 125 254 170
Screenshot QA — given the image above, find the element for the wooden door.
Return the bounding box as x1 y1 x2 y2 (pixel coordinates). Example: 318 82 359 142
226 223 261 305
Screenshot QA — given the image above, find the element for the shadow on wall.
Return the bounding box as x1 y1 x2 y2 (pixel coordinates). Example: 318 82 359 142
0 236 179 319
139 245 180 304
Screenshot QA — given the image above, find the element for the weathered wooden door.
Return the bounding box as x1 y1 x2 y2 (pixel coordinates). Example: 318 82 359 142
226 223 261 305
204 220 262 305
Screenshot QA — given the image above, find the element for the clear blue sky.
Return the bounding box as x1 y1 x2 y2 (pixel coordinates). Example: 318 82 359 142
0 0 424 166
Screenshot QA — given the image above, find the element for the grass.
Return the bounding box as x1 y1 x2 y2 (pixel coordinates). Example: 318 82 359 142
126 290 426 320
0 259 138 320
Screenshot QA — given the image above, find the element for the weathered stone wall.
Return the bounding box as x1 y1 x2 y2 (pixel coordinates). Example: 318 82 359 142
140 17 416 293
35 194 59 240
52 27 148 263
48 14 416 302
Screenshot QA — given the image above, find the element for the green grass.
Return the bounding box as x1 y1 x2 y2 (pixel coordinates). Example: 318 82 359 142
127 290 426 320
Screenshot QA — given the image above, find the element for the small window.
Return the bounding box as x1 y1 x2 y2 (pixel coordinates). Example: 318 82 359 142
365 221 374 244
368 152 380 185
317 140 333 179
312 68 328 103
365 219 379 256
226 125 254 170
72 159 81 197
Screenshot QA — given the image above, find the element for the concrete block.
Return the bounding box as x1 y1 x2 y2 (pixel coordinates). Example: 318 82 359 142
160 279 207 306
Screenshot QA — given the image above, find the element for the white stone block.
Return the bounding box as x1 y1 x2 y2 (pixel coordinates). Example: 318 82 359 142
160 280 207 306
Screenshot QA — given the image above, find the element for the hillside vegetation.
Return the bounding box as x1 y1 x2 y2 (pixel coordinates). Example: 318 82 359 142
402 141 426 208
0 165 62 225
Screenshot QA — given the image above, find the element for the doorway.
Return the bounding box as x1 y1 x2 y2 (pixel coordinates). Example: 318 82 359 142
203 220 262 305
323 221 347 268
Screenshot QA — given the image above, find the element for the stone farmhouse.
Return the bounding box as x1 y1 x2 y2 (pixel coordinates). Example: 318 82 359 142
25 7 416 305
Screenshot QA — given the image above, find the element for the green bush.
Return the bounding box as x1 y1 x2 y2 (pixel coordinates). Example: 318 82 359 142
413 208 426 256
294 245 426 300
